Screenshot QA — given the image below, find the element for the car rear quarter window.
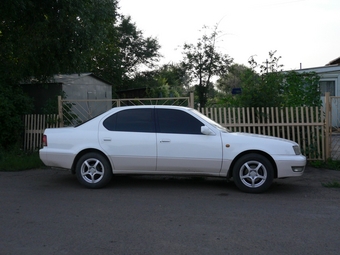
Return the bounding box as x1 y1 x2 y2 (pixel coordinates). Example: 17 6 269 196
103 109 155 132
156 109 203 134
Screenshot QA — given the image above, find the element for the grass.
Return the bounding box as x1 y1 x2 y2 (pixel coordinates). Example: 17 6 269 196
322 181 340 188
0 150 44 171
309 159 340 171
309 159 340 188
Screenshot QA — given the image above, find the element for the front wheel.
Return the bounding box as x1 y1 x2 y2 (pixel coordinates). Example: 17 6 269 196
75 152 113 188
233 153 274 193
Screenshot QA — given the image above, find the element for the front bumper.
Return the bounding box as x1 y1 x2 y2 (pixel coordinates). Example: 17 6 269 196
274 155 306 178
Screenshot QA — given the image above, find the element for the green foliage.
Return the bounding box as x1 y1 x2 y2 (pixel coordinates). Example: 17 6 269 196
156 64 190 92
322 181 340 188
282 71 321 107
93 15 161 92
0 0 120 149
237 51 285 108
181 25 233 107
1 0 119 80
309 160 324 168
216 51 321 108
216 64 253 93
0 150 43 171
124 64 188 98
213 52 323 158
0 84 33 150
310 159 340 171
0 0 162 149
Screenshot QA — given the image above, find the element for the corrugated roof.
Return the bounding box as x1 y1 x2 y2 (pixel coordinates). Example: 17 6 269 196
326 57 340 66
52 73 112 85
52 73 92 83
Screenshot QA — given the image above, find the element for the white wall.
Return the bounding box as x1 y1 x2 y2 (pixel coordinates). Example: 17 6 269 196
296 66 340 127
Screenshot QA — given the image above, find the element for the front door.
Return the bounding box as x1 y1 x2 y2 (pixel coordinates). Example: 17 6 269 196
155 108 222 174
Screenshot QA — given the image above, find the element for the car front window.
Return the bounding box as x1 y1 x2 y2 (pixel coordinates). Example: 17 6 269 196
156 109 203 134
190 109 229 132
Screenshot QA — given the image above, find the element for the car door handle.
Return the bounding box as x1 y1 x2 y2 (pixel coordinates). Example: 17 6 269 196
103 138 112 141
160 140 171 143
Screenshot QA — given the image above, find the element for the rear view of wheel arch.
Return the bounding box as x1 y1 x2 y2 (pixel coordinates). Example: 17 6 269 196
71 149 111 174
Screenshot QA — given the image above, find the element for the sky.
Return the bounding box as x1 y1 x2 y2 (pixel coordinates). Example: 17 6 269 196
119 0 340 70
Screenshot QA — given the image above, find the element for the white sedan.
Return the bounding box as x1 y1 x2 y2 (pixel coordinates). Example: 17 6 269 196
39 105 306 193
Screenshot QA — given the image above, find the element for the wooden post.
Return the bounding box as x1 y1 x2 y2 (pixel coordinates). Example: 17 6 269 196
324 92 330 160
189 92 194 108
58 95 64 127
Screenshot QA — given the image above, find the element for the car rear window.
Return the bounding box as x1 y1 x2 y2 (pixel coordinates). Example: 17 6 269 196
103 108 155 132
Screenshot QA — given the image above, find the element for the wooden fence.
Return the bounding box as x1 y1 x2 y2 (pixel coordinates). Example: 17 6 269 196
199 106 324 160
23 106 325 160
23 114 60 151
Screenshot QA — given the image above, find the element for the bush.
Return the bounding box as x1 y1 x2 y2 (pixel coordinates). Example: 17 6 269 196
0 83 33 150
0 150 44 171
309 159 340 171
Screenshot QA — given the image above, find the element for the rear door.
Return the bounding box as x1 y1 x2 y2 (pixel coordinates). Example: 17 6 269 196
98 108 157 172
155 108 223 174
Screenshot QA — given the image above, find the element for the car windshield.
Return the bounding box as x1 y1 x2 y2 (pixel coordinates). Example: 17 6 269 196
190 109 229 132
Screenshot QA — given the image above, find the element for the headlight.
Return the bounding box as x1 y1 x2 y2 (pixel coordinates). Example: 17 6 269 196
293 145 301 155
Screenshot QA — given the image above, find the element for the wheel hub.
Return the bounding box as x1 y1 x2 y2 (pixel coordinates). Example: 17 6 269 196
249 170 257 178
89 167 97 175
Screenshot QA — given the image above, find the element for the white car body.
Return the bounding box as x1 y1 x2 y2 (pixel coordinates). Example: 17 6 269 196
40 105 306 193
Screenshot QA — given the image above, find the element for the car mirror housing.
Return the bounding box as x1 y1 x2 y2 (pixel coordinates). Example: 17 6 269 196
201 126 215 135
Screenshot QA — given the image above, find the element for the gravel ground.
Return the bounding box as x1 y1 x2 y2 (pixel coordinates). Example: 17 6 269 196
0 166 339 255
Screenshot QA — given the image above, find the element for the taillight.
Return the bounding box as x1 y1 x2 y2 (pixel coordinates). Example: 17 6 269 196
42 135 47 147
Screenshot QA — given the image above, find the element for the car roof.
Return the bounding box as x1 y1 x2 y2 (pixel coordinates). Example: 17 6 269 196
114 105 192 110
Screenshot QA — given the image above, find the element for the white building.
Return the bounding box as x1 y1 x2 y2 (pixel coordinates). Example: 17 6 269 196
296 57 340 127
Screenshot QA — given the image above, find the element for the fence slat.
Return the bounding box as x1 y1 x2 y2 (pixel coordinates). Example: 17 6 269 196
199 106 324 160
23 114 60 151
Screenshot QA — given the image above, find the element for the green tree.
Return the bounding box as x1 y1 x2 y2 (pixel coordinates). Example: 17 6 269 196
238 51 285 108
122 63 188 98
1 0 119 82
0 0 120 149
0 0 162 149
217 51 321 108
282 71 321 107
156 64 189 92
92 15 161 92
0 84 33 150
216 64 252 93
181 25 233 107
152 64 189 97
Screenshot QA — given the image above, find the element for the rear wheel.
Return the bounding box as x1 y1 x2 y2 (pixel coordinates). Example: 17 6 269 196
75 152 112 188
233 153 274 193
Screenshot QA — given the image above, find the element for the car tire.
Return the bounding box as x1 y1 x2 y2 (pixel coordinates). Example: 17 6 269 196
233 153 274 193
75 152 113 188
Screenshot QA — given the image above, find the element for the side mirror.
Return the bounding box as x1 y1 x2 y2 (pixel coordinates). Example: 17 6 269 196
201 126 215 135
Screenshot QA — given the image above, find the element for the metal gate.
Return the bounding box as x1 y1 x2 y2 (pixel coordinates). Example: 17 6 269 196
325 92 340 160
57 93 194 127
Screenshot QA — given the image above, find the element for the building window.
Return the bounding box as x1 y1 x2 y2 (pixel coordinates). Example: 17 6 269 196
320 80 335 96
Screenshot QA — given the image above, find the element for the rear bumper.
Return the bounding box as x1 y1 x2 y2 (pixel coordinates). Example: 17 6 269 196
39 148 75 170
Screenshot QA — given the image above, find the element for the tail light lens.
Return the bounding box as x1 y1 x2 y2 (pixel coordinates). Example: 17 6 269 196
42 135 47 147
